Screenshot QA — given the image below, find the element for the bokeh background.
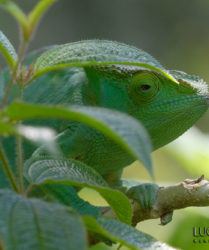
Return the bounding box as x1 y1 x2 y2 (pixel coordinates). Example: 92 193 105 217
1 0 209 249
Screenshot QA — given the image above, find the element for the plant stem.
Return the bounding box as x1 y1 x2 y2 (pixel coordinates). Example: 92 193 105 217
0 40 27 194
0 234 5 250
0 143 18 192
0 64 18 111
0 37 27 193
24 183 35 197
16 86 24 193
0 41 27 111
16 135 24 193
0 0 55 194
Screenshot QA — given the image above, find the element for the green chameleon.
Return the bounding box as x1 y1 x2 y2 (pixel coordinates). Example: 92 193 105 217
1 40 209 212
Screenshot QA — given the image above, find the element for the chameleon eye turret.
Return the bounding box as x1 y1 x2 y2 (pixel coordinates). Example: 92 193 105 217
128 72 160 104
133 70 209 150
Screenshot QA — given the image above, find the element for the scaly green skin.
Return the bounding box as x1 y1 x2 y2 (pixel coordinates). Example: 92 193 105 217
25 61 209 175
1 40 209 207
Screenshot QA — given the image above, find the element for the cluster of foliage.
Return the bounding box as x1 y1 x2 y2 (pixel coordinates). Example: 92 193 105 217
0 1 175 249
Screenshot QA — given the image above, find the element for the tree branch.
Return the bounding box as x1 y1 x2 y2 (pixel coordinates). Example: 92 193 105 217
103 176 209 225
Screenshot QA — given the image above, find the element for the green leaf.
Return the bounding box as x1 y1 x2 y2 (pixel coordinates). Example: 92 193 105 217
0 121 60 158
0 30 17 68
0 189 87 250
84 216 175 250
18 125 60 156
33 40 178 83
0 121 16 135
29 0 56 30
0 2 29 41
0 0 8 4
5 101 152 175
42 184 102 217
24 156 133 224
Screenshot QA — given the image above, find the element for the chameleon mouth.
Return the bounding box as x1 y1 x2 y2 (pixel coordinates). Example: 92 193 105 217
158 95 208 107
148 102 208 150
145 96 208 130
141 94 209 113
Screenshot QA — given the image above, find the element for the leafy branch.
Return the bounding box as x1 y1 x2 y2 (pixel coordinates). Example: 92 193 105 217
0 1 206 249
0 0 55 41
0 0 57 193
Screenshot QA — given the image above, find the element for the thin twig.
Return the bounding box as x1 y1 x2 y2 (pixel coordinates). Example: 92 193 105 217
16 85 24 193
0 143 18 192
16 134 24 193
24 183 35 197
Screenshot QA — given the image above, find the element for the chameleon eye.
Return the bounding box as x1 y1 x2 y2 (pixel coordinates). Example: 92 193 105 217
128 72 160 104
139 84 151 91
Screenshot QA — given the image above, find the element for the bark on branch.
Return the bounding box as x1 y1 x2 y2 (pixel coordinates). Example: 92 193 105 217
103 176 209 225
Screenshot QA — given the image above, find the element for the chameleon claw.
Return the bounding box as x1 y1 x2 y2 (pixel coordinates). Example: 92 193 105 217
160 211 173 225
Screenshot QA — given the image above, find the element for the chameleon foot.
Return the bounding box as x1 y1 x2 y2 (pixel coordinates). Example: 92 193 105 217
126 183 159 210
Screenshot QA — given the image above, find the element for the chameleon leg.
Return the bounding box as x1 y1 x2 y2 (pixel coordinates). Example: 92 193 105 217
114 179 159 210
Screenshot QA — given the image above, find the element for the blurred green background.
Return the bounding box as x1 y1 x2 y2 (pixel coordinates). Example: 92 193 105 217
1 0 209 249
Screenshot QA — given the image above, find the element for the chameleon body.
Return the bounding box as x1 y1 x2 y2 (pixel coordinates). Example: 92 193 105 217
26 66 208 177
1 40 209 204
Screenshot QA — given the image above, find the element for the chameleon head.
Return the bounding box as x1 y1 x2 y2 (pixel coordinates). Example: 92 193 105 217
127 70 209 150
83 40 208 152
